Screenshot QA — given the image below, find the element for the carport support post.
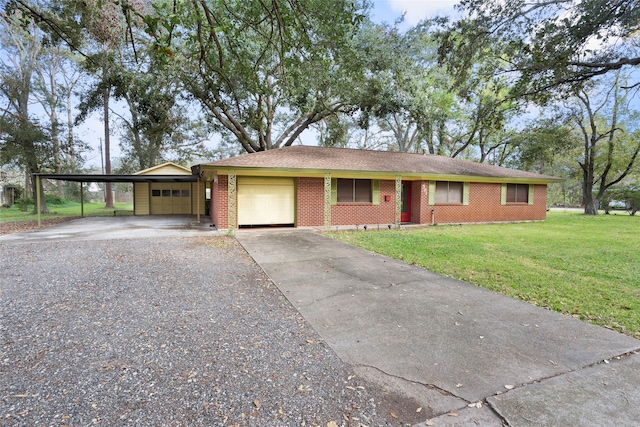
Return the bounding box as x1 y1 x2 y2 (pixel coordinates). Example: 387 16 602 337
197 177 201 223
80 181 84 217
36 175 41 227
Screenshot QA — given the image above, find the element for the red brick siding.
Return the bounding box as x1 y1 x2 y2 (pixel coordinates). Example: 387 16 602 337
411 181 430 224
427 182 547 224
211 175 228 228
330 180 396 226
296 178 325 226
212 176 548 228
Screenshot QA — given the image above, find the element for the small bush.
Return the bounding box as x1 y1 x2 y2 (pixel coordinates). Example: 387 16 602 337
14 195 76 209
14 198 32 210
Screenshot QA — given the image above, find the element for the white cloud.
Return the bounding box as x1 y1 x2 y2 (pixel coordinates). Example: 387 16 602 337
386 0 460 25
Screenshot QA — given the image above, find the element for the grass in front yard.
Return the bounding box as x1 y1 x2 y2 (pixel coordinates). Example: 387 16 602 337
0 201 134 223
327 211 640 339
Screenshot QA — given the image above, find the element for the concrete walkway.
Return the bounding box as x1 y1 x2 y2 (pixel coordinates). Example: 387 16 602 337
236 229 640 426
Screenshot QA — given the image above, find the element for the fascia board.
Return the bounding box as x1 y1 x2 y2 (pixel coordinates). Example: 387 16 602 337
199 165 564 184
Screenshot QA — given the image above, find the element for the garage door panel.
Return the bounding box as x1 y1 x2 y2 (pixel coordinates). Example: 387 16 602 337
237 178 294 226
150 182 193 215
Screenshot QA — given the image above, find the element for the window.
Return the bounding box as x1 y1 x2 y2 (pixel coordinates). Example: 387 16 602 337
337 179 372 203
182 189 190 197
162 189 171 197
151 189 161 197
435 181 463 204
172 189 181 197
506 184 529 203
429 181 469 205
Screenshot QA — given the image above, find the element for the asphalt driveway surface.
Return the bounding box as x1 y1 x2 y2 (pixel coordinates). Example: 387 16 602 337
0 228 404 426
4 219 640 426
236 229 640 427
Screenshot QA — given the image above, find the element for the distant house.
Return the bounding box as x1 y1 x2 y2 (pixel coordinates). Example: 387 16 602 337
193 146 562 229
133 162 205 215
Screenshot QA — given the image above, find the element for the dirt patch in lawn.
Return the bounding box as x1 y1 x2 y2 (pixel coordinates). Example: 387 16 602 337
0 217 80 236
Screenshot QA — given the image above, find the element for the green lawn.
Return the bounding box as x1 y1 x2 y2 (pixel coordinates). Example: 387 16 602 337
327 211 640 339
0 201 134 222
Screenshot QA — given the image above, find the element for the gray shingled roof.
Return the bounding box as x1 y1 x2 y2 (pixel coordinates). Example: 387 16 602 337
200 146 560 181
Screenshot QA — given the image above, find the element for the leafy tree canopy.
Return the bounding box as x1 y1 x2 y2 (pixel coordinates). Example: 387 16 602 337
437 0 640 101
144 0 371 153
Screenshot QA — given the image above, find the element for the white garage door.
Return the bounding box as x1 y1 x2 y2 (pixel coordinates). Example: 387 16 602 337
237 177 295 226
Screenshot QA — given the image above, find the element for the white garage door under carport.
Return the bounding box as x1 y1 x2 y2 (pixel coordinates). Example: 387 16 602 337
237 177 295 226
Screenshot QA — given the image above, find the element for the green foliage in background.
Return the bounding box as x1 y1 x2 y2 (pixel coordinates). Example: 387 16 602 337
1 200 133 222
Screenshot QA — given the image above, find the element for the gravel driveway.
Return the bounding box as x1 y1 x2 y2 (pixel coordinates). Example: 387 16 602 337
1 236 400 426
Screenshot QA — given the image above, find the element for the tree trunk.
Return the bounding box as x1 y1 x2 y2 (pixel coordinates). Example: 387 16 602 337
67 93 74 167
23 169 29 212
584 198 599 215
582 171 598 215
424 122 435 154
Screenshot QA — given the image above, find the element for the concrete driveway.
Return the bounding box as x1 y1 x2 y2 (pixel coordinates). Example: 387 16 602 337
0 215 217 243
236 229 640 426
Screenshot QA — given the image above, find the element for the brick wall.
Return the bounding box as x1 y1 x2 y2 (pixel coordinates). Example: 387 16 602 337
211 175 228 228
212 176 548 228
428 183 547 224
330 180 396 226
412 181 430 224
296 178 325 226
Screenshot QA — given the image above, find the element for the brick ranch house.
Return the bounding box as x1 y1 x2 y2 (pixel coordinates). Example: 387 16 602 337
192 146 562 230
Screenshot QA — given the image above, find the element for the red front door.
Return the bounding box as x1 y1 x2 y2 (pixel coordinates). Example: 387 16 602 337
401 181 411 223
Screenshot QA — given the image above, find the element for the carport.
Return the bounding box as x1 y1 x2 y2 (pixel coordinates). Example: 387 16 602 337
33 173 202 227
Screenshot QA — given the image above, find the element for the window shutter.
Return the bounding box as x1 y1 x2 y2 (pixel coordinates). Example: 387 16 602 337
372 179 380 205
501 183 507 205
528 184 534 205
463 182 470 206
331 178 337 205
428 181 436 205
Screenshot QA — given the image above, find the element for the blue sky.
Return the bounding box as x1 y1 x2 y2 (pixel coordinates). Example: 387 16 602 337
370 0 460 26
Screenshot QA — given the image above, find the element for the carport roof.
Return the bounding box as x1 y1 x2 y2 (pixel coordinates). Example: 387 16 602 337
34 173 198 183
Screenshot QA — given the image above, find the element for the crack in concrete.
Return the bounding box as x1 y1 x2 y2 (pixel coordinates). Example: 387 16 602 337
352 363 513 426
352 363 463 400
488 348 640 398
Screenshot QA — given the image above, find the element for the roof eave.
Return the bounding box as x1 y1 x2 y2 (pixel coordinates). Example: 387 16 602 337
198 164 563 184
